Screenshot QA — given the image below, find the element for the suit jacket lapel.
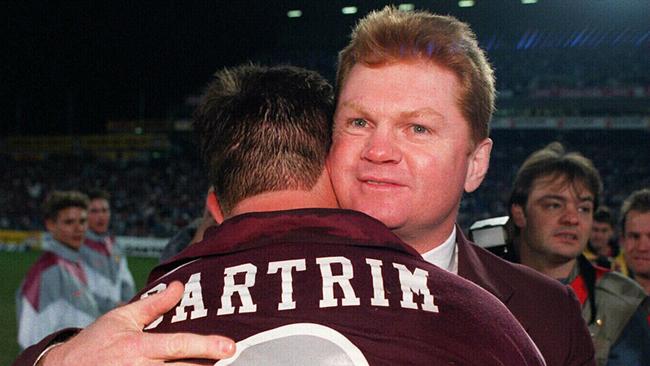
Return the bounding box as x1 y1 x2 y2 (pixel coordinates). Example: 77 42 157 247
456 226 515 305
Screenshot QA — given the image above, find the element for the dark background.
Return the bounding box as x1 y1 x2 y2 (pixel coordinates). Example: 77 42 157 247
4 0 649 136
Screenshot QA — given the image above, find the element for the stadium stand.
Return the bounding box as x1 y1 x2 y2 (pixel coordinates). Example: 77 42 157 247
2 22 648 239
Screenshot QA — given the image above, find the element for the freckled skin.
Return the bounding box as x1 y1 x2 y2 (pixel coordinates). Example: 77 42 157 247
328 60 492 252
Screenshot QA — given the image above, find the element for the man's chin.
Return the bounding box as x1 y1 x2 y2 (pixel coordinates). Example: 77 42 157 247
350 207 399 227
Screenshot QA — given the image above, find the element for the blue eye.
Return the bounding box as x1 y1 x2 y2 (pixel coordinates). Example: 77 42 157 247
351 118 367 128
413 125 428 134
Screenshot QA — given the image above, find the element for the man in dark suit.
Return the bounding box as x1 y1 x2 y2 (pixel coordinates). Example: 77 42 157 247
327 6 594 366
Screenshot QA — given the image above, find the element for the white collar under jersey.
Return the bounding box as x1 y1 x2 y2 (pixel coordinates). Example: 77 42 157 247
421 227 458 274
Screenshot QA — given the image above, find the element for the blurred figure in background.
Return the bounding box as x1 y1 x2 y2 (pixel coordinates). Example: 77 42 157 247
621 188 650 294
80 189 135 313
585 206 628 275
159 187 218 263
508 142 649 366
15 191 100 349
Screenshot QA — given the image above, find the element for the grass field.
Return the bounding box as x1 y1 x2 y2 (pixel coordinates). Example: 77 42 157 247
0 250 158 365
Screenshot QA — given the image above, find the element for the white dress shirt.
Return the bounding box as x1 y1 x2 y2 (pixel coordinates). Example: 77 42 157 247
421 227 458 274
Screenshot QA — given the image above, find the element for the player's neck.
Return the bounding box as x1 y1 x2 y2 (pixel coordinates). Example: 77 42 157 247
228 172 338 218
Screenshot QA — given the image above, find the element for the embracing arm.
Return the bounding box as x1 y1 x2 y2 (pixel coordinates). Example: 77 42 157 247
14 282 235 366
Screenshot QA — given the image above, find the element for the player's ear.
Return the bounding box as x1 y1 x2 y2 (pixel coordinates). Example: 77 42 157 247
45 218 56 232
206 187 224 224
464 138 492 193
510 204 527 229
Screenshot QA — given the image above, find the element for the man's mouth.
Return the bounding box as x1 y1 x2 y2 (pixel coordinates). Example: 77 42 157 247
554 232 578 242
365 180 395 185
359 175 405 187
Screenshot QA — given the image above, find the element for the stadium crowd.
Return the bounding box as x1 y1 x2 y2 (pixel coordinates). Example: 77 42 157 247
0 151 206 237
2 129 647 238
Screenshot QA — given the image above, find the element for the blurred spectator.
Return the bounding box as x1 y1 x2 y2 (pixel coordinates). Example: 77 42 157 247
506 142 649 366
585 206 628 275
80 189 135 314
621 188 650 294
159 187 218 263
15 191 100 349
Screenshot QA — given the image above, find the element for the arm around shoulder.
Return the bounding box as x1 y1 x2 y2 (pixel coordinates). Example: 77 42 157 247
16 281 235 366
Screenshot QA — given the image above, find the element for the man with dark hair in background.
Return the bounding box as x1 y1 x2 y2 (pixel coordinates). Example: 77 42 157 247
621 188 650 294
508 142 649 366
16 191 100 350
24 64 544 366
81 189 135 313
585 206 628 274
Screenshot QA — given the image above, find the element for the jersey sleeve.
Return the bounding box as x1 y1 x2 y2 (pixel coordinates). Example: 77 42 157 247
16 266 64 349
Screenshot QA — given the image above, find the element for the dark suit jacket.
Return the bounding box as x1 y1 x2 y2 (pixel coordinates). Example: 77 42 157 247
457 228 596 366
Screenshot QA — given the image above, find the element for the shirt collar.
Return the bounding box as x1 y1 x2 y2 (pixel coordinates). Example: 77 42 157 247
85 230 109 242
421 227 458 274
42 233 81 262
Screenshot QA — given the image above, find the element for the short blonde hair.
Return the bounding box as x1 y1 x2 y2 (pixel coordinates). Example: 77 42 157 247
337 6 495 144
43 190 89 221
621 188 650 233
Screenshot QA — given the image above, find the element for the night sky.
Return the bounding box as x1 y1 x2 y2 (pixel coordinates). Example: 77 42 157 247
4 0 648 136
4 1 280 135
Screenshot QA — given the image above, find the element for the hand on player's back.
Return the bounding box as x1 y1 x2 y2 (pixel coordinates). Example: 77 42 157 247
40 281 235 366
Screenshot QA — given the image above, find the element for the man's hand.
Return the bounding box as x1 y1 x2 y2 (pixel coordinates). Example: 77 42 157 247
40 281 235 365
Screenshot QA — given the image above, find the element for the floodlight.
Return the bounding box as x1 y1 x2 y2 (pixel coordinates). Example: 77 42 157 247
342 6 357 15
458 0 475 8
398 3 415 11
521 0 537 4
287 9 302 18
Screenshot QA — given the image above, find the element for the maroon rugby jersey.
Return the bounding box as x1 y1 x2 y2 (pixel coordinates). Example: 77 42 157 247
140 209 545 366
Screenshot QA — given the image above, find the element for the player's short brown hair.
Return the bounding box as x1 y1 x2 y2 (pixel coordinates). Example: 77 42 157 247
509 142 602 210
620 188 650 233
43 190 89 221
194 64 334 214
87 188 110 202
336 6 495 145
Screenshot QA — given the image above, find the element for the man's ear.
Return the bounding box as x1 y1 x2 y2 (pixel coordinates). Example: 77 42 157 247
45 219 55 232
510 204 527 229
464 138 492 193
206 187 224 224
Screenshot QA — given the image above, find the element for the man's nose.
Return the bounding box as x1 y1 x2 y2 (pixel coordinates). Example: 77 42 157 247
560 206 580 225
638 235 650 251
361 129 402 164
